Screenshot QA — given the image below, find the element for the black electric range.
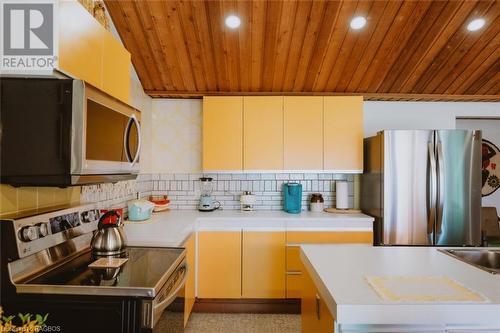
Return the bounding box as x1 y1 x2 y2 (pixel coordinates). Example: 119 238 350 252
20 247 185 298
1 205 187 333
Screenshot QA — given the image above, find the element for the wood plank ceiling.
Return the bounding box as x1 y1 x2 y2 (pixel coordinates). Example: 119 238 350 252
105 0 500 101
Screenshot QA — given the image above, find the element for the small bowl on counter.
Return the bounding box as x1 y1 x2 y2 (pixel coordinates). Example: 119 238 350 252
148 195 170 212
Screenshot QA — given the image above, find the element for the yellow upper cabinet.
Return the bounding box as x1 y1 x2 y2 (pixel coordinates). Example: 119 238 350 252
243 97 284 170
58 1 131 104
324 96 363 171
202 95 363 171
203 97 243 171
284 96 324 170
59 1 103 89
102 30 131 103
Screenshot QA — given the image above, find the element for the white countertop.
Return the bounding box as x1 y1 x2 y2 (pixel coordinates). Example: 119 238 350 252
300 245 500 329
124 210 374 247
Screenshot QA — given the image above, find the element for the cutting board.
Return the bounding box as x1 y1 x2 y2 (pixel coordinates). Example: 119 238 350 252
324 208 361 214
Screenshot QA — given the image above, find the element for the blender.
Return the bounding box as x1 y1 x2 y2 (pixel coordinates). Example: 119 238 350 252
198 177 221 212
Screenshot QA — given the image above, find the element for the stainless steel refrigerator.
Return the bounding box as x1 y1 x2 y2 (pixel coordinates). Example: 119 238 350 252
362 130 482 246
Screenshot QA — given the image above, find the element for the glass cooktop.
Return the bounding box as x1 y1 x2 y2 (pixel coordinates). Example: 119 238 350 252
22 247 185 297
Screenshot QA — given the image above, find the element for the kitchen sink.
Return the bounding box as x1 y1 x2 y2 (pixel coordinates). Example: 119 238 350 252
439 249 500 274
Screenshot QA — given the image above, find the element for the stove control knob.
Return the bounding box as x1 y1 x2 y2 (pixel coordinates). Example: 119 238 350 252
36 223 49 237
19 226 38 242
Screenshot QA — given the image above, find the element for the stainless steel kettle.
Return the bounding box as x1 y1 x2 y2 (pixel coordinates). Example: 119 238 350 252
91 210 127 256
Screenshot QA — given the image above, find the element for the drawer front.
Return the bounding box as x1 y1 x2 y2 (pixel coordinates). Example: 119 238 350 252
286 246 303 272
286 231 372 272
286 231 373 244
286 273 303 299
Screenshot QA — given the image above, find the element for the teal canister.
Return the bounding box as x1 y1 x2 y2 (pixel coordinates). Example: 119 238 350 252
282 183 302 214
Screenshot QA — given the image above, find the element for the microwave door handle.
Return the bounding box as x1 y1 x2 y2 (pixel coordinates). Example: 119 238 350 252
123 114 141 165
124 117 133 163
131 114 141 166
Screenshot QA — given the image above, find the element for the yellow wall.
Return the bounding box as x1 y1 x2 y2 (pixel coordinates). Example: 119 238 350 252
0 185 80 217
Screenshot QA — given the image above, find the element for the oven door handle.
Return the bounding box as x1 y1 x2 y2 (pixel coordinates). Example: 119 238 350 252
153 264 188 314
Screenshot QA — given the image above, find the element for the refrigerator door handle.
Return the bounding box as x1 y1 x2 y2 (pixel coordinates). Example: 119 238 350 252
427 142 437 235
436 141 445 234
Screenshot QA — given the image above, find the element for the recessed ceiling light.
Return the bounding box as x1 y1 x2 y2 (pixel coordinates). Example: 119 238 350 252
225 15 241 29
467 18 485 31
350 16 367 30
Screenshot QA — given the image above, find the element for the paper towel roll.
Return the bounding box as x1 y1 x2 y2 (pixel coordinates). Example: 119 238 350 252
336 181 349 209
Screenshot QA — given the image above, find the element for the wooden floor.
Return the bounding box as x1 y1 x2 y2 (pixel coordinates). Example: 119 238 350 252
185 313 301 333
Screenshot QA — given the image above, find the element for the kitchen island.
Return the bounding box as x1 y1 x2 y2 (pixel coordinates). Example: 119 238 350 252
300 245 500 333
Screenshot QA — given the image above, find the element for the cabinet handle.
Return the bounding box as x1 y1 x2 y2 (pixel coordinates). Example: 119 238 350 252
286 271 302 275
315 293 321 321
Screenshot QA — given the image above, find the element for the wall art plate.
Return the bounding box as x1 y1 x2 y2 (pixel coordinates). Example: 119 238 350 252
482 139 500 197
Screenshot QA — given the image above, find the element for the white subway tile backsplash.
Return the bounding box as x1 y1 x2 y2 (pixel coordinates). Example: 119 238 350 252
189 173 203 180
217 174 232 180
81 172 357 212
174 174 189 181
231 174 247 180
275 173 290 180
161 173 175 180
290 173 304 180
264 181 272 191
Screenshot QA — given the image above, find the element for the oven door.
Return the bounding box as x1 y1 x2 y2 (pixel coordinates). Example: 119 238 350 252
71 82 140 183
142 261 187 332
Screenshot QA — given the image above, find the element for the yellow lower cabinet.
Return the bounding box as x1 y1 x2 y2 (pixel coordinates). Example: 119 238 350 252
301 269 334 333
183 233 195 327
317 293 335 333
197 231 242 298
301 268 320 332
287 231 372 299
242 231 286 298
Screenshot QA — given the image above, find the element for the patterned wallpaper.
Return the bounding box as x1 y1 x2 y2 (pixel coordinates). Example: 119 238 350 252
151 99 202 173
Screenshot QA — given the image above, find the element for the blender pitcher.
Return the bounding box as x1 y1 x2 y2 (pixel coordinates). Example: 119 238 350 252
198 177 221 211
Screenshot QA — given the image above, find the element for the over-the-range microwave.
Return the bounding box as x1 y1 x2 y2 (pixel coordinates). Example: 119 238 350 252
0 77 141 186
